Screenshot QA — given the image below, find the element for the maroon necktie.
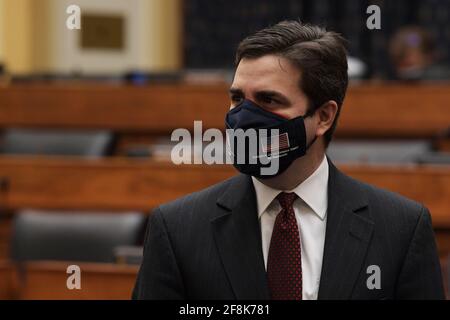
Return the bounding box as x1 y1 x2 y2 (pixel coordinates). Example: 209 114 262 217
267 192 302 300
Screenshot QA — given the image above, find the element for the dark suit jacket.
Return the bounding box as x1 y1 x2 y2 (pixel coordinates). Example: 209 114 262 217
133 160 445 299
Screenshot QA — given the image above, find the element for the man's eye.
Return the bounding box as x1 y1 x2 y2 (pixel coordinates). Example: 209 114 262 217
231 95 243 103
261 96 277 104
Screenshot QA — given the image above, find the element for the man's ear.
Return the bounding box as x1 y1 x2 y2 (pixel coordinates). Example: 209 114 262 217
315 100 338 137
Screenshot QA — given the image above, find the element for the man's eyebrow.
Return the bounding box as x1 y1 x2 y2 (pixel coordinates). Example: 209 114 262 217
254 90 291 104
229 88 244 96
228 88 291 104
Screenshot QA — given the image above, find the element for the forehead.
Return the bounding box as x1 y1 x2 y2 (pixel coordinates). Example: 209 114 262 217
232 55 301 93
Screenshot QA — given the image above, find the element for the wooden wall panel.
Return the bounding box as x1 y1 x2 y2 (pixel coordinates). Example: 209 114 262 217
0 83 449 137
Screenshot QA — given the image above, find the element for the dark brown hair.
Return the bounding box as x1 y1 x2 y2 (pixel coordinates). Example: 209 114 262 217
236 20 348 146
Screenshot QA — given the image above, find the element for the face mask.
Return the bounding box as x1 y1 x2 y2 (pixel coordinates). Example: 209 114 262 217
225 99 317 178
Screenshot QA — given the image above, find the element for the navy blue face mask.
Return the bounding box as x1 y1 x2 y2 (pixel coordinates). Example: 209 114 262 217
225 99 317 178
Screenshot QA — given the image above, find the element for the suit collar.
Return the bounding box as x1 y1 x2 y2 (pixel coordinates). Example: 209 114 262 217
326 158 369 212
215 174 251 212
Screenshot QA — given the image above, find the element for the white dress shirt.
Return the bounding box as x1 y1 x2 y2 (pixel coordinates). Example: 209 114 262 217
251 155 329 300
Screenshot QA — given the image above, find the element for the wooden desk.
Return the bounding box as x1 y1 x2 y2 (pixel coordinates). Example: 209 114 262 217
18 261 138 300
0 156 233 212
0 261 15 299
338 83 450 138
436 230 450 258
1 156 449 262
0 156 449 227
1 258 448 300
0 83 230 133
0 83 449 138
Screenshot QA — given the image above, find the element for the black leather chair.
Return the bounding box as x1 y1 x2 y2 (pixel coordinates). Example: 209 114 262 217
0 129 115 157
416 152 450 165
10 210 146 263
326 140 431 164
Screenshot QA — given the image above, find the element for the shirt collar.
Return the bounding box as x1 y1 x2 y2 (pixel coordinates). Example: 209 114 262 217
251 155 329 220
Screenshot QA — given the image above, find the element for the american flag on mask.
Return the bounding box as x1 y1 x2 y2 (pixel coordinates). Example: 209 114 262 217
261 132 290 154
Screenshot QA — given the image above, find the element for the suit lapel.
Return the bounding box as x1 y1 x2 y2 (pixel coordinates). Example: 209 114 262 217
318 160 374 299
211 174 270 300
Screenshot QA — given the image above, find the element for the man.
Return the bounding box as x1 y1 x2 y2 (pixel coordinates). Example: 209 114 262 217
133 21 445 300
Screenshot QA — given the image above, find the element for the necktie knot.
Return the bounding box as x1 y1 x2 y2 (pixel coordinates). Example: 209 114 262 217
276 192 298 210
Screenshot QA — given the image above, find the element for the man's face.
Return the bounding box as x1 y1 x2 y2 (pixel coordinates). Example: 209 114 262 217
229 54 311 120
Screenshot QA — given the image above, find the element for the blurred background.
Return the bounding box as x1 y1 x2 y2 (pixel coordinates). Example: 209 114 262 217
0 0 449 299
